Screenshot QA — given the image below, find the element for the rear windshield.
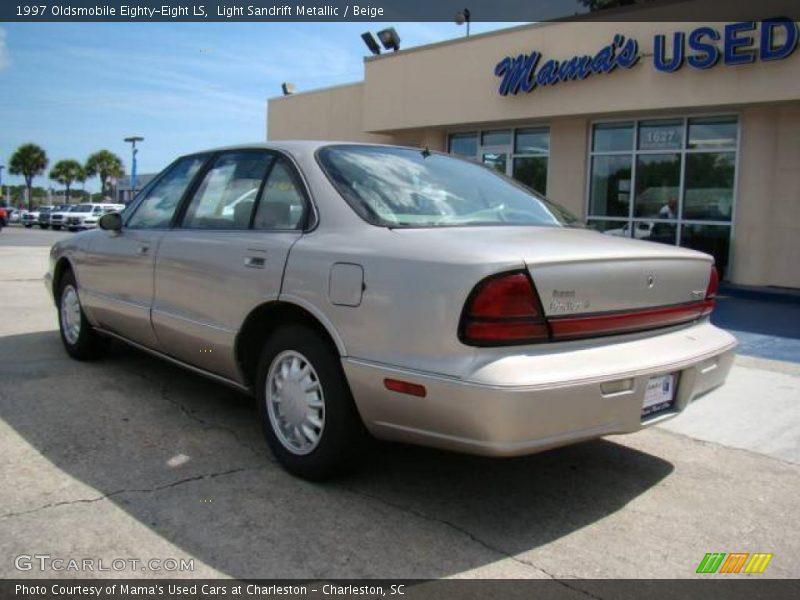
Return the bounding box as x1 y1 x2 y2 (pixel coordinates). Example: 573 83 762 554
317 145 581 228
74 204 93 212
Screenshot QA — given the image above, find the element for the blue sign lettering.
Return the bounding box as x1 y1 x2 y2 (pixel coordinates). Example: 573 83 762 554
687 27 720 70
761 17 798 61
653 32 685 72
495 34 640 96
496 18 798 95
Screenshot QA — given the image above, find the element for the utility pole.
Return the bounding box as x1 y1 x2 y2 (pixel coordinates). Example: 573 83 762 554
124 136 144 204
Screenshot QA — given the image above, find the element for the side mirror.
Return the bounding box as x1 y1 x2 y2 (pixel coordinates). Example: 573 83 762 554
98 211 122 231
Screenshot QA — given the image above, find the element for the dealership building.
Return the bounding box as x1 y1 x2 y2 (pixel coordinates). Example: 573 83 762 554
268 16 800 289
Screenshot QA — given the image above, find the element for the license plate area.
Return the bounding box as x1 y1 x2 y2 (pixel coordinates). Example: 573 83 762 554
641 373 678 419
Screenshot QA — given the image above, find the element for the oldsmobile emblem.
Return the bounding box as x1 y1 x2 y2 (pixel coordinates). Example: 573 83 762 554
646 274 656 288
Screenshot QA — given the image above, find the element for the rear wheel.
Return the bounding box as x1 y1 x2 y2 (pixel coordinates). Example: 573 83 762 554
256 324 367 480
57 271 109 360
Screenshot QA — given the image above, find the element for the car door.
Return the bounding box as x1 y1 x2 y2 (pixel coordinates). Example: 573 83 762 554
78 154 208 349
151 150 309 381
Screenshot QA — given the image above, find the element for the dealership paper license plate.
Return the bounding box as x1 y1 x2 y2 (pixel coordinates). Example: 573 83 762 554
641 373 677 418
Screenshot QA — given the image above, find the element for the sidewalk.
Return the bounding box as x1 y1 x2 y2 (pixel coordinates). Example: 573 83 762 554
712 286 800 364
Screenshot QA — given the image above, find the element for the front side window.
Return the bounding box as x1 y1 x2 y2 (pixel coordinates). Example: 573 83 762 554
181 152 274 230
318 145 578 228
127 155 207 229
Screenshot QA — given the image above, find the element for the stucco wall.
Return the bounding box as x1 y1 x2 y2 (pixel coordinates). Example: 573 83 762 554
267 83 394 143
361 19 800 132
734 103 800 287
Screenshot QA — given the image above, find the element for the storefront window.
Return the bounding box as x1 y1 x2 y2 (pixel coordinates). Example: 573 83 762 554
638 120 683 151
687 117 738 149
684 152 735 221
634 153 680 218
587 116 738 279
512 156 548 196
515 128 550 154
589 155 632 218
483 153 507 174
448 126 550 195
449 132 478 158
592 122 633 152
481 130 511 146
680 224 731 275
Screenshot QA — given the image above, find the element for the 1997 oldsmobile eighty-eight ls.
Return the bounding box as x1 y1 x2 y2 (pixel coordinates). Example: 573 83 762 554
46 142 736 479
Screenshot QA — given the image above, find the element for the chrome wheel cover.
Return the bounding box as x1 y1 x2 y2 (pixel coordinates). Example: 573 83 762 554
60 284 81 345
266 350 325 455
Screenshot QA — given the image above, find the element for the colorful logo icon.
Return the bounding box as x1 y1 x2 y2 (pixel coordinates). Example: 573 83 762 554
696 553 773 574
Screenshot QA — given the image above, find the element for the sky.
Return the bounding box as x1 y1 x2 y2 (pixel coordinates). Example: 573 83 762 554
0 21 521 192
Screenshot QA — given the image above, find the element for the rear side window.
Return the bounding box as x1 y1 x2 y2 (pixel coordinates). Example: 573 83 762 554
127 155 207 229
252 159 307 230
181 152 274 230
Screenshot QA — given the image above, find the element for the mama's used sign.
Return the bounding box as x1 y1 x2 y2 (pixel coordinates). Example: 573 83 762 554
495 18 798 96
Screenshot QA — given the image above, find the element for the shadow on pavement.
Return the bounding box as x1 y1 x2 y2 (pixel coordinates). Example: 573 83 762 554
0 330 674 578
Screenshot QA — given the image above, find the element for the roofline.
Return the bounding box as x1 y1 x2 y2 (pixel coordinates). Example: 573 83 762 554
363 0 699 63
267 80 363 103
364 22 542 63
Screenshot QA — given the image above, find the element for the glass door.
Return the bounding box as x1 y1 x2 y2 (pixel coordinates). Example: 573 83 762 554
479 129 512 176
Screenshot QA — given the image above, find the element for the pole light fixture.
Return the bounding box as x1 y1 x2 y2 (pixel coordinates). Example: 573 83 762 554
376 28 401 52
455 8 471 37
361 32 381 56
124 136 144 203
281 82 296 95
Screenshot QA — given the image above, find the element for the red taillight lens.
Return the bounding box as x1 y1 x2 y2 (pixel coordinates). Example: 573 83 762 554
701 266 719 316
461 272 549 345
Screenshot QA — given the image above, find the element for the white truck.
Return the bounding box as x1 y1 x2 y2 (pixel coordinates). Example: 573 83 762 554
65 203 125 231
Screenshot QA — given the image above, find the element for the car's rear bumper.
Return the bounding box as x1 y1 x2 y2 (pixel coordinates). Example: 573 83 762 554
343 321 736 456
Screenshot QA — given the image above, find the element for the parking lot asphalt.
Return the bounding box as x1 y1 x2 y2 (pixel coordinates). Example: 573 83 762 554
0 225 798 580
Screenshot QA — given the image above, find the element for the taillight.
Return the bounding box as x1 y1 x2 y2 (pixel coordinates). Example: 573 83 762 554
460 271 549 345
701 266 719 316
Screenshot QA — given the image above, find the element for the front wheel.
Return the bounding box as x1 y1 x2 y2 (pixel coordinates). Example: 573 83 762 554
256 324 368 480
39 224 49 230
57 271 109 361
52 225 62 231
24 224 32 228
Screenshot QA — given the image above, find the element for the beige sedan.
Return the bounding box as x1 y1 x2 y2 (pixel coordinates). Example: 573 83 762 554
45 142 736 479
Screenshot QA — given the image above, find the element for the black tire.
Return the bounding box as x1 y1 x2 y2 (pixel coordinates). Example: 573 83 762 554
52 225 62 231
39 224 49 229
24 224 32 228
256 324 368 480
57 270 109 361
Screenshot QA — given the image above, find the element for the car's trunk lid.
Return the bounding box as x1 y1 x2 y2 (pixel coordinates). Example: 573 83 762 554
391 225 714 319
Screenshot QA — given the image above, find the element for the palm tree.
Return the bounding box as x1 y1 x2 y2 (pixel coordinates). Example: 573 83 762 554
49 159 85 203
9 143 48 211
85 150 125 198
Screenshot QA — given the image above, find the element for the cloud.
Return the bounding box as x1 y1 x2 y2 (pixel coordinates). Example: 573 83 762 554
0 28 9 70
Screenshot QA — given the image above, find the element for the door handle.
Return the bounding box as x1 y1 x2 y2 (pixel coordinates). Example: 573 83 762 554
137 245 149 255
244 256 265 269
